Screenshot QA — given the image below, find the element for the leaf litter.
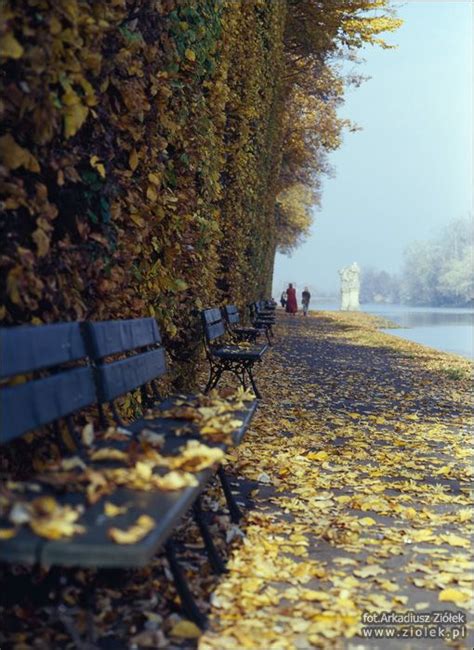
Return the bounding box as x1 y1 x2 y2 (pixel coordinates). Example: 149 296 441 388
0 312 472 648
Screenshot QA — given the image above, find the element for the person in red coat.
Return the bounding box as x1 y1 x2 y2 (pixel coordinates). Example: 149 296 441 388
285 283 298 314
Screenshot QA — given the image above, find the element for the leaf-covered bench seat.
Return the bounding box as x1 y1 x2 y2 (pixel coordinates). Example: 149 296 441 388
0 318 258 627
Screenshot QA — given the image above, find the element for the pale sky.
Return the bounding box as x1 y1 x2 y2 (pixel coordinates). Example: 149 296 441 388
273 0 473 296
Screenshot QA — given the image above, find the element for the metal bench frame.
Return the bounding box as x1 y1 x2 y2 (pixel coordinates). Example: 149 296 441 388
201 308 267 399
222 305 260 343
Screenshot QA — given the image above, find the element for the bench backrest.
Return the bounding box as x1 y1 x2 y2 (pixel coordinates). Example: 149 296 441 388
201 308 225 343
84 318 165 403
257 300 272 312
0 323 96 444
224 305 240 326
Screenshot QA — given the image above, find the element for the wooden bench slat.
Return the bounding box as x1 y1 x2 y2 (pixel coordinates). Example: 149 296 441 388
225 305 239 324
213 344 267 362
203 308 222 325
85 319 161 359
96 348 166 402
39 475 213 568
0 367 96 443
0 323 87 379
129 394 258 447
206 321 226 341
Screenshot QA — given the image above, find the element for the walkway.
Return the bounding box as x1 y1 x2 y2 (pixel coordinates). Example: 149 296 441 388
199 311 473 650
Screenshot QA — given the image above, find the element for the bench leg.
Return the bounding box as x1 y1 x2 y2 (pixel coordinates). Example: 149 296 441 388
165 540 207 629
217 466 242 523
264 327 272 346
204 365 222 394
246 365 262 399
193 498 227 575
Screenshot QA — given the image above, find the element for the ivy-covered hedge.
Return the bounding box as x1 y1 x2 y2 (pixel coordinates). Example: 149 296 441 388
0 0 286 380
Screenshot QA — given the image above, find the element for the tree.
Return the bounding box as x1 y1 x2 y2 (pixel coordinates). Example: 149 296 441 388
274 0 402 258
400 216 473 306
360 267 400 303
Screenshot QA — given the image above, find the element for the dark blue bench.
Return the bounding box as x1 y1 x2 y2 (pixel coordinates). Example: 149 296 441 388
223 305 261 343
0 318 258 629
201 308 268 399
249 301 276 343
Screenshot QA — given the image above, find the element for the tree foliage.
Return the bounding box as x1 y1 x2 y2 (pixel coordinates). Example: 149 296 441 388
360 267 400 304
0 0 286 369
359 216 473 307
275 0 402 256
0 0 401 384
401 217 474 306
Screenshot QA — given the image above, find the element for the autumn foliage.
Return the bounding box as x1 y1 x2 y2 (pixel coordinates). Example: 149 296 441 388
0 0 400 379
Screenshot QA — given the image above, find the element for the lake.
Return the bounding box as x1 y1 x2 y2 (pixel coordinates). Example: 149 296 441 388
311 302 474 360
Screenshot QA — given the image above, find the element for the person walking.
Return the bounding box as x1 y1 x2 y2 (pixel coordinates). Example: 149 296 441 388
285 283 297 315
280 290 287 309
302 286 311 316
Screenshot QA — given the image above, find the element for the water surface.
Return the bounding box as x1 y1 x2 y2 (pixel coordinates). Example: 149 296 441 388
311 302 474 360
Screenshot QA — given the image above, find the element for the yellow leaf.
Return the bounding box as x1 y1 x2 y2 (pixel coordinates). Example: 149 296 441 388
438 588 470 605
82 423 94 447
0 527 17 539
0 134 40 172
28 500 86 540
0 33 24 59
184 49 196 62
63 89 89 138
6 266 23 306
170 620 201 639
90 448 128 462
299 589 329 602
130 212 145 227
307 450 328 462
90 156 106 178
457 508 471 523
32 228 50 257
353 564 385 578
359 516 376 526
440 533 470 548
403 507 417 520
108 515 155 544
147 172 162 186
104 502 129 517
154 471 198 490
146 185 158 202
129 148 139 171
49 16 62 35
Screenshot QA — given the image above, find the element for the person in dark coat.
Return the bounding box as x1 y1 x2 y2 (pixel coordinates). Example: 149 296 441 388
302 287 311 316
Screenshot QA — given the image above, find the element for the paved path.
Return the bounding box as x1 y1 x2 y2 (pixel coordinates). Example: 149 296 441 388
200 311 473 650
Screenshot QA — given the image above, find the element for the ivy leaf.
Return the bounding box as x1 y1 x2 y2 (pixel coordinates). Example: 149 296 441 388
32 228 50 257
0 134 40 172
0 33 24 59
129 149 139 171
62 88 89 138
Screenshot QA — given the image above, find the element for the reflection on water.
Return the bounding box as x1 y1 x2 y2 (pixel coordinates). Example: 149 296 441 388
380 325 473 360
366 304 474 328
311 302 474 360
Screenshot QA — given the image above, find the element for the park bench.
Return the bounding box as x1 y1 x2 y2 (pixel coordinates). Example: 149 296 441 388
222 305 262 343
249 301 276 342
201 308 268 399
0 318 258 629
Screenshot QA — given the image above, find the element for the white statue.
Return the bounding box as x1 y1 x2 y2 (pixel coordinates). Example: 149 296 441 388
339 262 360 311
